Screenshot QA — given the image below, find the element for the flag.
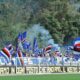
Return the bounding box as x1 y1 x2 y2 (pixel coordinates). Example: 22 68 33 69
65 46 72 54
6 44 14 55
22 31 27 42
0 51 10 63
22 41 31 53
73 54 80 60
17 31 27 42
2 47 11 58
14 50 24 66
33 37 39 54
73 37 80 52
73 37 80 46
17 50 24 66
18 41 24 51
17 32 27 51
18 33 22 41
44 45 52 53
0 44 14 63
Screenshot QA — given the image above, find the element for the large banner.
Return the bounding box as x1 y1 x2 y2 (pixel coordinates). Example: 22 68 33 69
0 66 80 75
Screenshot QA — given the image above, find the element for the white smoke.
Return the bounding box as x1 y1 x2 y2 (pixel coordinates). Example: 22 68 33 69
26 24 54 47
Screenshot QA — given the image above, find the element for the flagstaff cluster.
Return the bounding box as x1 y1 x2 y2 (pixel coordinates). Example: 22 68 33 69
0 32 80 66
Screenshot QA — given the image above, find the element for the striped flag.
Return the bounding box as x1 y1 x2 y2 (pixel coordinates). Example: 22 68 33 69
73 37 80 52
0 44 13 64
14 50 24 66
6 44 14 55
0 51 10 63
44 45 52 53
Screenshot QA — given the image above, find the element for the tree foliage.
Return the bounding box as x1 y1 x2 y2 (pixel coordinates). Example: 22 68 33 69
0 0 80 48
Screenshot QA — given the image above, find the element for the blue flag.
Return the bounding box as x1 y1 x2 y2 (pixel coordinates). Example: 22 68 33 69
33 37 39 54
22 41 31 53
17 31 27 42
22 31 27 42
17 31 27 51
18 33 23 41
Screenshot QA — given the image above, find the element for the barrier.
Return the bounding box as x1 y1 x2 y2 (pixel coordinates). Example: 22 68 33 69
0 66 80 75
0 57 80 75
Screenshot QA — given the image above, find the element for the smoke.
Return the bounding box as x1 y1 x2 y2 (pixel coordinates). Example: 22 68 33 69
26 24 54 47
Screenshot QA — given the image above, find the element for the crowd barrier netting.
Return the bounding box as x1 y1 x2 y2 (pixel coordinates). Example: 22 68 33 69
0 57 80 75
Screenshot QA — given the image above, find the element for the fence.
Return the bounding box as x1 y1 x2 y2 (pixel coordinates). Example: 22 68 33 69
0 57 80 75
